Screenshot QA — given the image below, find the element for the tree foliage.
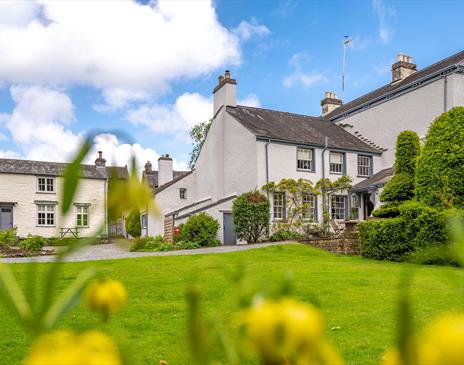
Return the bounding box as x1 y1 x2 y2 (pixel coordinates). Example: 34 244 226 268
125 209 142 238
188 119 212 169
380 130 420 204
232 191 270 243
415 107 464 208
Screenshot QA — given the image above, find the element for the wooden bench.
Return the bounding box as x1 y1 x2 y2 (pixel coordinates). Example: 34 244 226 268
60 227 79 238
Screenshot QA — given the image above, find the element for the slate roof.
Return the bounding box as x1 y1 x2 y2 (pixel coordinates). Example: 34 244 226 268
144 170 191 191
0 158 128 180
351 167 393 191
226 105 381 153
327 50 464 121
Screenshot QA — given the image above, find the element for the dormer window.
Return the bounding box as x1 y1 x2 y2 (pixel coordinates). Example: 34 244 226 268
37 177 55 193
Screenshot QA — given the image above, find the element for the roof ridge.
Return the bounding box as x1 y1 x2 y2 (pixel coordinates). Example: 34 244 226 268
0 157 126 169
234 104 322 121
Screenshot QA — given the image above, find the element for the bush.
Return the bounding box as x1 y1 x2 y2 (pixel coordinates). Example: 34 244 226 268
358 218 413 261
20 235 46 252
269 230 305 242
232 191 270 243
130 235 172 252
126 209 141 238
371 202 400 218
416 107 464 209
0 227 18 247
182 213 220 247
380 131 420 204
173 240 201 250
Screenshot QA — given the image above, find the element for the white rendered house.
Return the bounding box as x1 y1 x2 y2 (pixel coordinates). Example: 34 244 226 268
144 71 381 244
0 152 128 238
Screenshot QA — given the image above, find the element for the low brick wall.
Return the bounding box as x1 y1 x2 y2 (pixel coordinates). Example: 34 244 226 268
301 238 361 255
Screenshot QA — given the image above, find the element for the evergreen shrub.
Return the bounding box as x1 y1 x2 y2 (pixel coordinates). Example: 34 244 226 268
232 191 270 243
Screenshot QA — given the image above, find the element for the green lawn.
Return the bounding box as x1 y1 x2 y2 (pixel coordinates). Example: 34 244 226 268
1 244 463 365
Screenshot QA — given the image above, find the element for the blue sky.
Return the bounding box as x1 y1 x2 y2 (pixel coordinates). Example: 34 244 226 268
0 0 462 171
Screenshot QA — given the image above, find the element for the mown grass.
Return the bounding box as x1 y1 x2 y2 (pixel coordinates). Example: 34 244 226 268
1 243 463 365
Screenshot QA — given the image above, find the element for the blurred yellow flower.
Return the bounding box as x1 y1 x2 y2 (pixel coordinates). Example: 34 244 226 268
241 298 340 364
24 330 121 365
417 313 464 365
85 279 127 319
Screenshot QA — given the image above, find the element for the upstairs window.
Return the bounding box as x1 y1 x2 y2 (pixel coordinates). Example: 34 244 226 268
357 155 372 177
297 148 313 171
273 192 286 220
302 194 316 222
37 177 55 192
37 204 55 226
329 152 344 174
180 188 187 199
76 205 89 227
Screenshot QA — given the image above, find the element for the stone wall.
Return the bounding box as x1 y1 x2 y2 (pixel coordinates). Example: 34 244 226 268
302 238 360 255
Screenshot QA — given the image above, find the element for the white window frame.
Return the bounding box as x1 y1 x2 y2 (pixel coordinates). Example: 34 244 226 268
329 152 344 174
297 147 313 171
37 204 56 227
37 177 55 193
357 155 372 177
273 192 286 220
76 205 89 227
180 188 187 200
302 194 317 222
331 195 347 220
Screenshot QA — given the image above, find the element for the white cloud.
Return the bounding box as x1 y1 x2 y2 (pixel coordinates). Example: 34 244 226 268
232 17 270 41
347 35 371 50
372 0 395 44
1 85 184 170
0 0 245 108
126 92 261 133
283 53 327 89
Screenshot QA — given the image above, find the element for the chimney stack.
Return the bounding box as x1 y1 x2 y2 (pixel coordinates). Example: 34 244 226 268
321 92 343 117
392 54 416 83
158 154 173 187
213 70 237 115
144 161 153 175
95 151 106 168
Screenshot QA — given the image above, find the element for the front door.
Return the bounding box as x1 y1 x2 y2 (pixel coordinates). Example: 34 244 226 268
223 212 237 245
362 193 374 219
0 206 13 231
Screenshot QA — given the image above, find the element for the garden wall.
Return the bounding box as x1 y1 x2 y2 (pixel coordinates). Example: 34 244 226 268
302 238 361 255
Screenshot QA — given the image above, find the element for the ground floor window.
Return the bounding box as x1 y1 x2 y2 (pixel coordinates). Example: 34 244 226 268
76 205 89 227
141 213 148 229
37 204 55 226
273 192 286 220
331 195 347 220
302 194 317 222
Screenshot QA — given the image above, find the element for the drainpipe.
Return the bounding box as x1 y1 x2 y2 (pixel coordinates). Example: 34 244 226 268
321 137 329 223
104 179 108 235
265 139 270 198
444 74 448 112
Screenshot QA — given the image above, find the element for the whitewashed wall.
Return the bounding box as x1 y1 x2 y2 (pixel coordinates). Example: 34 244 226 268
0 173 106 237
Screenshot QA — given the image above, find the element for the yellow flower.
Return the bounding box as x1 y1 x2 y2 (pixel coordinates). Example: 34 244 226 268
416 313 464 365
242 298 329 364
85 279 127 318
24 330 121 365
380 348 402 365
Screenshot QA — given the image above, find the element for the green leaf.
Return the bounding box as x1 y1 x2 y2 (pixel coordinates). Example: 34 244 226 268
61 139 92 215
41 267 95 330
0 263 33 327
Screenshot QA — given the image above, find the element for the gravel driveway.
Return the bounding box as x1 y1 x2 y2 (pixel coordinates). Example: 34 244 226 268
2 242 294 264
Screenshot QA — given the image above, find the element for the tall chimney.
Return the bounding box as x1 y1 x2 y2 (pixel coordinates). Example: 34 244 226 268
321 92 342 116
95 151 106 168
144 161 153 175
158 154 173 187
392 54 416 83
213 70 237 115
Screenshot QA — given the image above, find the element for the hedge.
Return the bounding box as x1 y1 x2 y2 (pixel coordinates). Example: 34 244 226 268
181 213 220 247
416 107 464 209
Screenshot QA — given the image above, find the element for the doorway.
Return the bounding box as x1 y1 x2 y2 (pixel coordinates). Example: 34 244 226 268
223 212 237 245
362 193 374 219
0 205 13 231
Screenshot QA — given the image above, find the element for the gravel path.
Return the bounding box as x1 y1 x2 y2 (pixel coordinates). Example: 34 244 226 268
2 242 295 264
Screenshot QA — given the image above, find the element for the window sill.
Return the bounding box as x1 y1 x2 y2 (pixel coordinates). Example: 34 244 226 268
36 225 56 228
357 175 371 178
36 191 56 194
329 172 343 175
297 169 315 173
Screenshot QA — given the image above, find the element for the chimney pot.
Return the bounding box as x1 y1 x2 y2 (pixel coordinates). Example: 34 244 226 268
321 91 343 117
392 53 416 83
144 161 153 174
95 150 106 168
225 70 231 79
